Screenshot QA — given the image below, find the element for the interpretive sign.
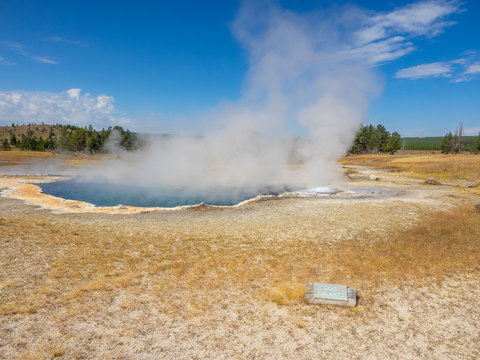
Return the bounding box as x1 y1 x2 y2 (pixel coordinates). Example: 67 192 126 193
313 283 348 301
305 282 357 307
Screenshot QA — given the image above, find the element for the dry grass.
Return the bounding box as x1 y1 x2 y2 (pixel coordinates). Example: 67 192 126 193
336 205 480 282
2 152 480 358
0 149 104 168
344 168 358 174
340 153 480 182
1 204 479 319
0 150 54 166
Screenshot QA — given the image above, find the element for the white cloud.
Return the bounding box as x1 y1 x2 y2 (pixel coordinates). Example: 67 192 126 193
451 58 467 65
31 56 58 64
354 1 480 83
66 88 81 99
396 56 480 82
395 61 453 79
463 126 480 136
47 36 88 47
346 36 415 64
0 56 14 65
465 62 480 75
349 0 461 65
2 41 58 64
0 89 131 128
355 0 460 44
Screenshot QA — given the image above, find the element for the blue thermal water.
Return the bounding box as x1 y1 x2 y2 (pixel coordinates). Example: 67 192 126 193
38 179 295 207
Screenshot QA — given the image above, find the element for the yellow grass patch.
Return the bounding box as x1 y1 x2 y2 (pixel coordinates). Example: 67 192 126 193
341 153 480 182
265 282 306 305
1 203 479 317
0 149 54 165
0 149 105 168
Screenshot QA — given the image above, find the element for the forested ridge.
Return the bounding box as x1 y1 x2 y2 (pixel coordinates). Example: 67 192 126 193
1 123 136 153
2 122 479 155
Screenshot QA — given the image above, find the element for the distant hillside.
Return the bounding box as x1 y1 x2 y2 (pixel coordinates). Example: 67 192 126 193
0 123 62 141
1 123 136 153
402 136 478 151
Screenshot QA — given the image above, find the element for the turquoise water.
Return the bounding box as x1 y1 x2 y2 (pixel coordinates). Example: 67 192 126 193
38 179 293 207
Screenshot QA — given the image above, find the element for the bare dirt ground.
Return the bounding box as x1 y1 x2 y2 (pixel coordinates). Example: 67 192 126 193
0 152 479 359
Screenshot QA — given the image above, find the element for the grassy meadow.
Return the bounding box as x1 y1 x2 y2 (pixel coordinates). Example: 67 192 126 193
341 153 480 183
0 149 104 168
1 202 479 317
1 151 480 358
402 136 478 151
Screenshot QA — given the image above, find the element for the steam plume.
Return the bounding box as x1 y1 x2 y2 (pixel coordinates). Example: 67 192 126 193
80 1 383 192
45 1 461 193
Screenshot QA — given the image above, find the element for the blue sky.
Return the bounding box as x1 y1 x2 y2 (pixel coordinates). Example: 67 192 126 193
0 0 479 136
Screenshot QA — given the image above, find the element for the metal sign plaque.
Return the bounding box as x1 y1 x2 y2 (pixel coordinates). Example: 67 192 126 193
313 283 348 301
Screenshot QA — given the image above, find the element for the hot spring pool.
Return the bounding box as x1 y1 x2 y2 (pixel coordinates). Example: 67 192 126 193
38 179 298 207
35 179 385 208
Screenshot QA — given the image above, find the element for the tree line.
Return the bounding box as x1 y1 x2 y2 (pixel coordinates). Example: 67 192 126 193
349 124 402 154
440 124 480 154
8 121 478 155
3 122 405 155
2 124 136 153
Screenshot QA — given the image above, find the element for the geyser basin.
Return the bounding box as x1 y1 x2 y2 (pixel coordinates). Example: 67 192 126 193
38 178 297 208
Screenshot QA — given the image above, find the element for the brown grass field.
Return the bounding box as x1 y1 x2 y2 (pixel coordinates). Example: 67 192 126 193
0 149 104 168
0 150 55 166
1 151 479 359
340 153 480 183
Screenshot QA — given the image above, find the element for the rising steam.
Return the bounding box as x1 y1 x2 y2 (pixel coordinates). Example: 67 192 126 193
26 1 458 194
79 1 382 192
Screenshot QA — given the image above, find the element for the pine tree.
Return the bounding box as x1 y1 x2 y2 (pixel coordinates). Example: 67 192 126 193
58 128 70 150
10 133 17 146
366 125 378 152
441 133 449 153
384 132 401 154
474 132 480 154
121 130 135 150
69 128 87 152
86 132 100 153
36 138 45 151
376 125 390 152
2 138 10 150
441 132 454 154
349 126 368 154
